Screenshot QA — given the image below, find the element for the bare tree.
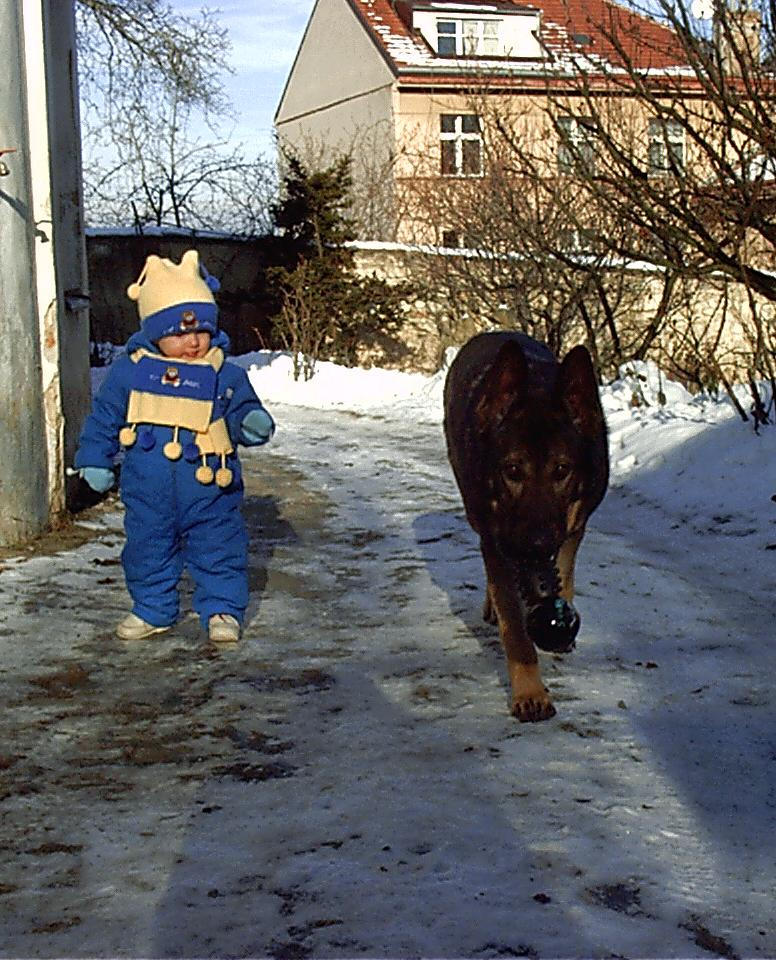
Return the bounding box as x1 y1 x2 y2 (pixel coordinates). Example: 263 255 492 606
84 85 276 234
395 0 776 401
510 0 776 405
532 0 776 302
76 0 231 125
76 0 275 233
394 99 681 378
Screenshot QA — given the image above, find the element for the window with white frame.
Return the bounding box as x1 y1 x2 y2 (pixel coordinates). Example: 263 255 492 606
557 116 597 174
648 118 685 175
440 114 483 176
436 18 500 56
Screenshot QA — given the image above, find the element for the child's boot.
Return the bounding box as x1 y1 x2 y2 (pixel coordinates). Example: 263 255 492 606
116 612 171 640
208 614 240 645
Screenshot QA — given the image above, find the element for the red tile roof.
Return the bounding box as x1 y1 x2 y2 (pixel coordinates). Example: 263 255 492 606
347 0 689 81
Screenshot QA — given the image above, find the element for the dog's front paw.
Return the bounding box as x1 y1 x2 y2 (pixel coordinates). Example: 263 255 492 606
508 662 556 723
511 691 556 723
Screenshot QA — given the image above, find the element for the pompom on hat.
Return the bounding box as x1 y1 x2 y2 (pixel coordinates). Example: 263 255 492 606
127 249 221 343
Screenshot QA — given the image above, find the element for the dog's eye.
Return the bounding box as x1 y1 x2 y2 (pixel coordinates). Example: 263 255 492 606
502 462 523 483
552 461 572 482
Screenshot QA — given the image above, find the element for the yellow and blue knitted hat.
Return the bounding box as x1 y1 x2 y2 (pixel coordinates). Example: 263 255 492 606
127 249 220 342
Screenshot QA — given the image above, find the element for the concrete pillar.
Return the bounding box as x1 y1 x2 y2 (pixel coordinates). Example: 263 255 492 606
0 0 90 546
0 0 50 545
24 0 91 518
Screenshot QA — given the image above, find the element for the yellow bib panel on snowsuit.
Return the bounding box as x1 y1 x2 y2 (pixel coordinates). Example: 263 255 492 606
120 347 235 486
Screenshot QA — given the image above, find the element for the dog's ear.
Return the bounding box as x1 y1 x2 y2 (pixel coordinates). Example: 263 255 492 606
557 345 605 438
475 339 528 426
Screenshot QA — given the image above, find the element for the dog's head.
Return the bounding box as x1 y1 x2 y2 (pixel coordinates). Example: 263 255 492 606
474 338 606 561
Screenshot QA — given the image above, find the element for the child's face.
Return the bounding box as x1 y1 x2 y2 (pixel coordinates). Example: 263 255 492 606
157 331 211 360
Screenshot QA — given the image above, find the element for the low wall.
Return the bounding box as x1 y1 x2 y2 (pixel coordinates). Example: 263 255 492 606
87 231 277 356
86 232 442 370
352 242 776 381
87 233 775 381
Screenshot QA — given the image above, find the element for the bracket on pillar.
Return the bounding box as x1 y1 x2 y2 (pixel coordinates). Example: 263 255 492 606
0 147 17 176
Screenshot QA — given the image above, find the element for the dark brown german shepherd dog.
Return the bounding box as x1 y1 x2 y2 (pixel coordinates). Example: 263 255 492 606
444 331 609 722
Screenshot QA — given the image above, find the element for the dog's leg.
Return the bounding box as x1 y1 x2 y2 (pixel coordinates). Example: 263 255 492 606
482 579 498 625
481 541 556 723
556 527 585 601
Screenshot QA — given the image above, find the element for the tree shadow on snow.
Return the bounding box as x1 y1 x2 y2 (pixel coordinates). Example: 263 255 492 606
413 509 509 698
241 493 300 628
144 646 591 960
583 414 776 870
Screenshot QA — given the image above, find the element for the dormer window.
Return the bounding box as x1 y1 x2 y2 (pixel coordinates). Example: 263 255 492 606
437 20 457 55
413 6 543 61
435 18 501 56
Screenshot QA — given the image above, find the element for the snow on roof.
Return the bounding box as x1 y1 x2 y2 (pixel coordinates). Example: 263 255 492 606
86 225 251 242
349 0 688 78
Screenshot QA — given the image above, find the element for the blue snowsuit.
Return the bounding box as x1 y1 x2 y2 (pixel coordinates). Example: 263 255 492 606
75 329 274 628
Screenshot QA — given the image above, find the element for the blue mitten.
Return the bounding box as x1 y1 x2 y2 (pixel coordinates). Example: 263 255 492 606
80 466 115 493
241 408 275 445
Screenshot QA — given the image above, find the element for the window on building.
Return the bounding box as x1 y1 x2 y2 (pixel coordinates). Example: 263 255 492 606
440 114 483 176
648 118 685 175
557 116 597 175
440 229 478 249
436 18 500 56
559 227 600 253
437 20 458 55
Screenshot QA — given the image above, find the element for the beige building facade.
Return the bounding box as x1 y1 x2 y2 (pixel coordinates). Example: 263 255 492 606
275 0 692 243
275 0 774 384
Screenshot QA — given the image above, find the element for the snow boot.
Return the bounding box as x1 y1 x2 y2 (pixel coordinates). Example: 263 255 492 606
116 612 172 641
208 613 240 645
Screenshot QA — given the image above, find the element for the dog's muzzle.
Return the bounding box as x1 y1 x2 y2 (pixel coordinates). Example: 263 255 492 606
526 597 580 653
516 557 581 653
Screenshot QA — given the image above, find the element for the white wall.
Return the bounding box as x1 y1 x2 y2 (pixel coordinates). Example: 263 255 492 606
0 0 50 544
276 0 398 238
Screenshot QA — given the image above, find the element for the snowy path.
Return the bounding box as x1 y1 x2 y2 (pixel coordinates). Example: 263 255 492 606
0 401 774 959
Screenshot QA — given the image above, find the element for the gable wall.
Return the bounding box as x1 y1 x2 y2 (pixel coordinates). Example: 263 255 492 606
276 0 395 126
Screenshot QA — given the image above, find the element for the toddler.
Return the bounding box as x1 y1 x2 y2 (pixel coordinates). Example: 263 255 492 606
75 249 275 644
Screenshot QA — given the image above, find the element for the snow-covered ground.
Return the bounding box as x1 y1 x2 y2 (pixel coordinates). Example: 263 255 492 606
1 346 775 959
238 348 776 574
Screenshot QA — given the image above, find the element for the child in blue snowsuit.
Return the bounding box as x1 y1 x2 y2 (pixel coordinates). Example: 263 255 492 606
75 249 274 644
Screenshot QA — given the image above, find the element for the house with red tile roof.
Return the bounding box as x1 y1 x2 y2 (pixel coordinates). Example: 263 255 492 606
274 0 702 242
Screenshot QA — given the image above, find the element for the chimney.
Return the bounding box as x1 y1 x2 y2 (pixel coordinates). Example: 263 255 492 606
714 2 762 75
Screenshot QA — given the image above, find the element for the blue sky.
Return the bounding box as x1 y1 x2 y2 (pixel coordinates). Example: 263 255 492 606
167 0 679 161
169 0 317 159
